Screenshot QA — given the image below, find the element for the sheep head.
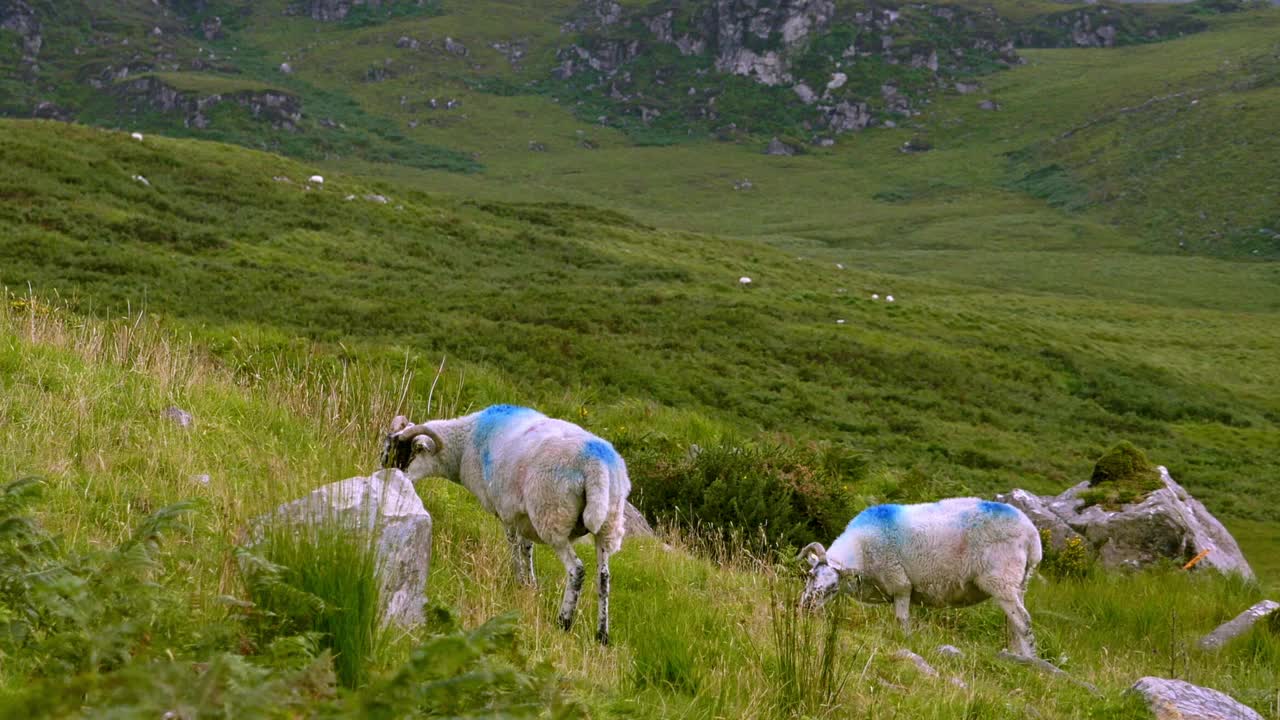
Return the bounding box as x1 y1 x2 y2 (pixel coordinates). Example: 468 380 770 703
799 542 844 610
382 416 445 482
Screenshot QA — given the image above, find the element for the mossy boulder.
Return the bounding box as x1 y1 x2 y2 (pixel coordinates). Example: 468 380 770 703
1080 441 1163 509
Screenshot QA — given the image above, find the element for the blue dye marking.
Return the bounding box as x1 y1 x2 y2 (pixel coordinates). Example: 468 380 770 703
978 501 1018 517
473 405 537 482
581 438 621 468
848 504 905 543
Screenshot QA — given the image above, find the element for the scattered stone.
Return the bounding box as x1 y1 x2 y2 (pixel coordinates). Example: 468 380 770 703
201 16 223 41
151 26 163 37
1198 600 1279 651
279 62 293 74
892 648 939 677
937 644 964 659
900 137 932 153
344 194 356 201
997 651 1100 695
395 36 420 50
836 319 846 325
1130 677 1264 720
827 72 848 91
191 474 211 486
765 136 797 156
997 466 1254 578
163 406 193 428
273 176 293 184
444 36 468 56
978 99 1000 111
956 82 982 95
130 131 144 141
733 178 753 191
738 276 753 286
250 469 432 628
132 174 150 187
365 194 389 204
624 501 655 538
528 140 548 152
308 175 324 185
793 83 817 104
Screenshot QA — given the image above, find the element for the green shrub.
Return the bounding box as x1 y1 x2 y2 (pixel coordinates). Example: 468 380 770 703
620 436 867 550
1039 529 1094 579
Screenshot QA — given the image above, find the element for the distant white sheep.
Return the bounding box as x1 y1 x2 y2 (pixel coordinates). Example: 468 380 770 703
886 295 895 303
308 175 324 184
739 276 752 286
130 132 144 141
800 498 1041 656
384 405 630 644
871 293 880 300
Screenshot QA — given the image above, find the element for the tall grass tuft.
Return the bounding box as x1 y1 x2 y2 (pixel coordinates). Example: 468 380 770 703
240 517 384 689
767 578 853 719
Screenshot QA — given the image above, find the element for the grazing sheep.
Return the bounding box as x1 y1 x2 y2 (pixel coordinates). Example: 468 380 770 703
383 405 630 644
308 175 324 184
800 498 1041 656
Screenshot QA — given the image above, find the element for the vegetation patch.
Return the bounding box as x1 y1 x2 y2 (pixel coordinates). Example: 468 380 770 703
1079 441 1164 510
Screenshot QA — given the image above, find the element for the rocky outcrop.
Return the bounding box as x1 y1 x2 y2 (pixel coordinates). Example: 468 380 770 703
116 76 303 132
997 467 1254 579
1 0 42 70
624 501 655 538
708 0 836 86
302 0 403 22
251 469 433 628
1130 677 1264 720
1198 600 1279 651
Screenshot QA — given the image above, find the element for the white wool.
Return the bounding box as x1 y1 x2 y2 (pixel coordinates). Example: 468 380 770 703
130 132 144 141
871 293 880 300
308 175 324 184
886 295 895 303
739 276 752 285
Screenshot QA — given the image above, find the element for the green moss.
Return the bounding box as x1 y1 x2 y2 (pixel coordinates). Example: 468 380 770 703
1080 441 1164 509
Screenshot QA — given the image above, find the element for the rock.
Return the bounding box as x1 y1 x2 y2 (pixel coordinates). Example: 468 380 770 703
528 140 547 152
823 101 870 133
1130 677 1264 720
937 644 964 659
826 72 847 91
733 178 753 190
201 16 223 41
395 36 420 50
163 406 193 427
978 99 1000 111
132 174 151 187
191 473 211 486
995 488 1084 552
251 469 432 628
1198 600 1279 651
998 466 1252 578
892 648 938 677
793 83 817 104
279 62 293 74
955 82 981 95
365 194 389 204
444 36 468 56
765 137 796 156
624 501 655 538
997 651 1100 695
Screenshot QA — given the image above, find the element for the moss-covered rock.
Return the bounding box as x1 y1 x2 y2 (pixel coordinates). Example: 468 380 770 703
1079 441 1164 509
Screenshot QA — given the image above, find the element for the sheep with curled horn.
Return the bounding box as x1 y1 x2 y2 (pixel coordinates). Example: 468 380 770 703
798 498 1042 656
383 405 630 645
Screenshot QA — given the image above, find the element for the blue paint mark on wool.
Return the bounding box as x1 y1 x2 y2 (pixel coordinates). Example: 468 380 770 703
849 504 904 542
473 405 538 482
978 501 1018 518
581 438 621 468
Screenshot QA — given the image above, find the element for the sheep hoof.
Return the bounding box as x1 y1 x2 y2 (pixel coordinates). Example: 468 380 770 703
596 629 610 646
558 614 574 632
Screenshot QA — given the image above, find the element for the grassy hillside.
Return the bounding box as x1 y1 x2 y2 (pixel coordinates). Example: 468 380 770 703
3 119 1279 527
2 298 1278 719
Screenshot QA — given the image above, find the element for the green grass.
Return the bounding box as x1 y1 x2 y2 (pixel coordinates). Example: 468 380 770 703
2 300 1278 717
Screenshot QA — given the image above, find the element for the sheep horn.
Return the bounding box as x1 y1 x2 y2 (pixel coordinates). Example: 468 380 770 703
389 415 411 434
397 423 445 455
798 542 828 566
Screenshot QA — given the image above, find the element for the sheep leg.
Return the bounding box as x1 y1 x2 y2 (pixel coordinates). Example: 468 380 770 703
893 592 912 635
505 528 534 587
551 541 585 632
595 543 611 646
995 594 1035 657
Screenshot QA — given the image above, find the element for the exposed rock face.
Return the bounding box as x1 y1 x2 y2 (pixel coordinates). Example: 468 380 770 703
252 469 433 627
1198 600 1279 651
304 0 401 22
1130 677 1264 720
1 0 42 68
997 467 1254 579
709 0 836 86
624 501 655 538
117 76 303 132
200 15 223 41
765 136 797 155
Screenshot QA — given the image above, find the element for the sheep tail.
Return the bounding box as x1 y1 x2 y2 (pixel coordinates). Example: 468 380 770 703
582 459 612 537
1023 527 1044 592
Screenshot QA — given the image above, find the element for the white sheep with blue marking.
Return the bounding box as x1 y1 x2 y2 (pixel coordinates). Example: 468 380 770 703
383 405 630 644
799 498 1042 656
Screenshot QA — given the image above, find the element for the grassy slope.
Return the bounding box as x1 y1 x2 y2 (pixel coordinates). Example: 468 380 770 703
2 119 1278 524
3 300 1278 718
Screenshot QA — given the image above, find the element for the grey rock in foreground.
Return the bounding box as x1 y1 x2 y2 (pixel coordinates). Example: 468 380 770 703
252 469 432 628
1130 677 1263 720
624 501 655 538
1198 600 1279 651
997 467 1253 579
997 651 1099 696
163 406 193 428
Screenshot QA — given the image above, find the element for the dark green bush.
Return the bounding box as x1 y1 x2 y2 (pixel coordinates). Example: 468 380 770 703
619 436 867 550
1081 440 1163 509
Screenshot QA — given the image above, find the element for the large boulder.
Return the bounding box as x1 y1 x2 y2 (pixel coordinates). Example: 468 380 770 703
1130 677 1264 720
1198 600 1279 651
997 467 1253 579
252 469 432 627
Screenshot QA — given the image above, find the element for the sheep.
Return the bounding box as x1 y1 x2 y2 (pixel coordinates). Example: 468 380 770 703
799 498 1041 656
308 175 324 184
382 405 630 645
